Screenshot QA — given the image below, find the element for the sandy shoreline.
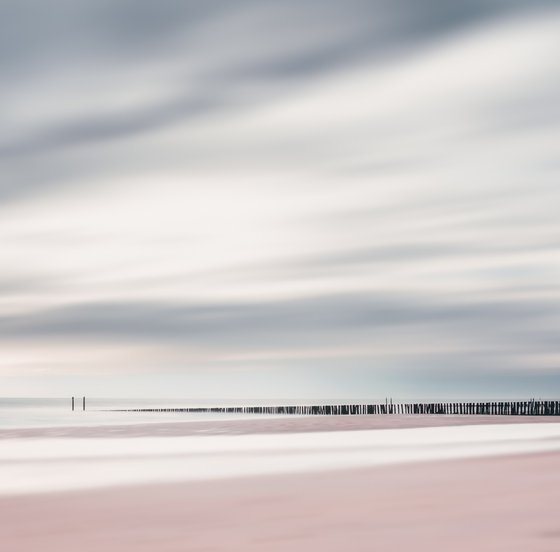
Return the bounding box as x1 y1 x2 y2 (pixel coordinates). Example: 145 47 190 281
2 417 560 495
2 451 560 551
2 414 560 439
3 417 560 550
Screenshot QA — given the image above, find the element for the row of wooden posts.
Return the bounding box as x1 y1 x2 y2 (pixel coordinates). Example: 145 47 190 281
111 399 560 416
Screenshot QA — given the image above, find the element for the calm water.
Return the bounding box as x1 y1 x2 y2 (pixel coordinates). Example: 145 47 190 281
0 397 382 429
0 398 300 429
0 397 536 429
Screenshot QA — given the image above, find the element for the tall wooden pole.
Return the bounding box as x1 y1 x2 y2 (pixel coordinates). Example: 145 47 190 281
83 396 86 411
71 396 74 411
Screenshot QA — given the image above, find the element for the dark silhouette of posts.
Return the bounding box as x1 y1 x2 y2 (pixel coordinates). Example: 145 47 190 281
108 400 560 416
71 396 74 411
82 396 86 411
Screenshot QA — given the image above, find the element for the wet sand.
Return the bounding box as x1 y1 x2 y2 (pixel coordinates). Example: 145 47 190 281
2 414 559 439
2 417 560 550
1 451 560 552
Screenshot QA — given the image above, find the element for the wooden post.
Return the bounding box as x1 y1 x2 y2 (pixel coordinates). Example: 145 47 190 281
82 396 86 411
71 396 74 411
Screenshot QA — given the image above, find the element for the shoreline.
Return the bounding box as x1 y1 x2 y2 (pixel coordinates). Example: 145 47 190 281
2 419 560 496
2 450 559 551
2 414 560 439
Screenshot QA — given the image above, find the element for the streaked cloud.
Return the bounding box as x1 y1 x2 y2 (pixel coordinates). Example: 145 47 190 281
1 1 559 397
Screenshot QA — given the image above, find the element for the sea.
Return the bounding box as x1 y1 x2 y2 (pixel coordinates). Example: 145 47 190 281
0 397 390 429
0 396 544 429
0 397 297 429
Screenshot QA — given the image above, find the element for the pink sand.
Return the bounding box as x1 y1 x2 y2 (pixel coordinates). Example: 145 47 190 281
2 450 560 551
3 417 560 550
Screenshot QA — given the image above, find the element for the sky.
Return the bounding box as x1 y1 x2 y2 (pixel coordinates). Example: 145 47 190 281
1 1 560 399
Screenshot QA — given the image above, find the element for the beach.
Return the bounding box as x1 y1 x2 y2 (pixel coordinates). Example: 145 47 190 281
2 452 560 552
1 415 560 551
4 0 560 549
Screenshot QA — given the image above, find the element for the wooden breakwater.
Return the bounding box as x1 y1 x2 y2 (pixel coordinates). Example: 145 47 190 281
112 400 560 416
